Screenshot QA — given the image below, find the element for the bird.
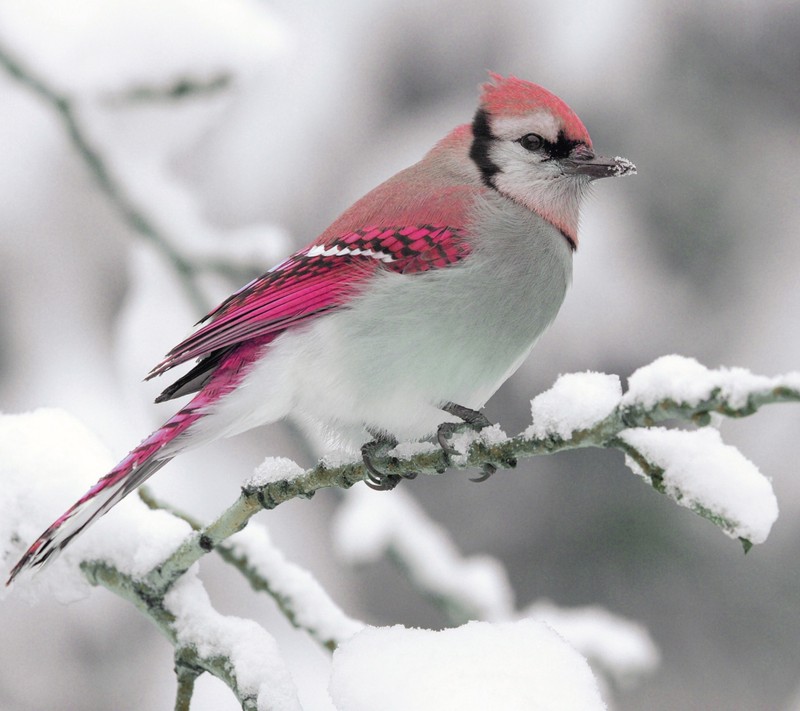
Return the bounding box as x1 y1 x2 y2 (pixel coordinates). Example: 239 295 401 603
7 73 635 584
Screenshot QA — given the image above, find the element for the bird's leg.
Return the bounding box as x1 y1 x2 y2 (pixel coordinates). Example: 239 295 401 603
436 402 497 482
437 402 493 452
361 430 417 491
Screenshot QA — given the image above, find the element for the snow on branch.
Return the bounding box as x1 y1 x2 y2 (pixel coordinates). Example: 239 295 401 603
330 486 659 691
0 37 288 314
523 601 660 688
615 427 775 547
333 486 515 624
142 356 797 596
0 409 354 710
138 487 364 651
3 356 796 708
83 562 303 711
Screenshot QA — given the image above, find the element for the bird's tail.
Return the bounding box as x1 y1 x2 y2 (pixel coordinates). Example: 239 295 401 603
6 401 206 585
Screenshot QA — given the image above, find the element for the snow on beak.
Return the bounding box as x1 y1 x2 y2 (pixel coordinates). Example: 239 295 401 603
563 145 637 180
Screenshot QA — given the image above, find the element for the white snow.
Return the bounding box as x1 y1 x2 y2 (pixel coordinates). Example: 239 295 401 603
475 422 510 446
0 409 111 601
89 502 193 579
165 573 302 711
622 354 780 410
611 156 637 176
246 456 307 488
442 423 508 468
619 427 778 544
227 523 364 645
0 0 289 94
320 449 362 469
523 601 660 686
333 487 514 621
780 371 800 391
0 408 193 598
328 620 606 711
526 372 622 439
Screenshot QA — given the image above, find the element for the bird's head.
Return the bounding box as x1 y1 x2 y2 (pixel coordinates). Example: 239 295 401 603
470 73 635 247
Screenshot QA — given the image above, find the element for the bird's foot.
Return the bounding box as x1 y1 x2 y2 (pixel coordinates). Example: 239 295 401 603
436 402 498 482
361 433 416 491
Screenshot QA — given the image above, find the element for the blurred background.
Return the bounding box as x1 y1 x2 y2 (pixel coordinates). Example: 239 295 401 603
0 0 798 709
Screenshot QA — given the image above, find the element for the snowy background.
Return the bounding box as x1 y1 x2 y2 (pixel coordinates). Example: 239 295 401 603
1 0 799 709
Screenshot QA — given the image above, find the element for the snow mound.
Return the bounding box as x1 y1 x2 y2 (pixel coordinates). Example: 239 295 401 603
329 620 606 711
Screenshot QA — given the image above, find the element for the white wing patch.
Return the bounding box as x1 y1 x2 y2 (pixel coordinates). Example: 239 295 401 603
306 244 395 263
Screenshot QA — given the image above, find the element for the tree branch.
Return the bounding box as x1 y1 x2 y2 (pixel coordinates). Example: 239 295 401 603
102 73 233 105
139 487 364 651
0 43 216 311
0 43 270 314
173 653 202 711
82 561 297 711
68 358 796 707
140 367 799 597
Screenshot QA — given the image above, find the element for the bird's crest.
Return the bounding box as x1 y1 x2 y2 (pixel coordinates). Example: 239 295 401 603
480 73 590 145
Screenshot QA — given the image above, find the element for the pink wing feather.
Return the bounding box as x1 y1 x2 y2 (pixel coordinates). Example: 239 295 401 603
149 224 470 378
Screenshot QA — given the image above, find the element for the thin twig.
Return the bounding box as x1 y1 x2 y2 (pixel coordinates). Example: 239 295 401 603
174 654 202 711
103 73 233 106
0 43 213 312
139 487 362 651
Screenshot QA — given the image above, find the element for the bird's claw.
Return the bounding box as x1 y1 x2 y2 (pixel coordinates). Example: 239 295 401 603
361 435 416 491
436 421 464 456
437 402 498 482
470 463 497 483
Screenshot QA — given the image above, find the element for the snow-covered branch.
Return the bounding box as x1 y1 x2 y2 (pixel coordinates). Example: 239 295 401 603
333 486 515 624
82 562 302 711
332 486 660 691
3 354 795 709
144 357 796 596
0 44 205 309
0 41 287 313
139 487 364 651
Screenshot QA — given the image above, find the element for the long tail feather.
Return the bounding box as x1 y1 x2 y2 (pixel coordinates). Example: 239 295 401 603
6 404 203 585
7 338 271 586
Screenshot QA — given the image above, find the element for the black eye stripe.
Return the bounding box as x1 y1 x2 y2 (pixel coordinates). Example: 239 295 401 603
541 131 582 160
470 113 587 187
516 130 583 160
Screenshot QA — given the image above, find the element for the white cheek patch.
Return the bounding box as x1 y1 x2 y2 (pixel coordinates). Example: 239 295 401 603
491 111 561 142
306 243 395 263
488 140 551 173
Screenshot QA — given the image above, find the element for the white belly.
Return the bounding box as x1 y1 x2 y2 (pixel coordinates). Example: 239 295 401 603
203 197 573 448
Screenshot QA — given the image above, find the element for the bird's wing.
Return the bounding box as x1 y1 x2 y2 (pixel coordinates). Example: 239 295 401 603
147 224 470 378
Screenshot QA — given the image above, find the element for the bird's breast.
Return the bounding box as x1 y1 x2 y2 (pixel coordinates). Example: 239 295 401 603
290 195 573 439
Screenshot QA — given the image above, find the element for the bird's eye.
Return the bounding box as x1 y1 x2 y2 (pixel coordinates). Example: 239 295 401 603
518 133 544 152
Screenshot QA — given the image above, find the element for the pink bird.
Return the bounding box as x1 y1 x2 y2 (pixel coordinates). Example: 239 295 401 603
8 74 635 584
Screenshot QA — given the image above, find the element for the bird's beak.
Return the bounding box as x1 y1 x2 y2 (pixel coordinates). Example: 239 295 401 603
562 150 637 180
